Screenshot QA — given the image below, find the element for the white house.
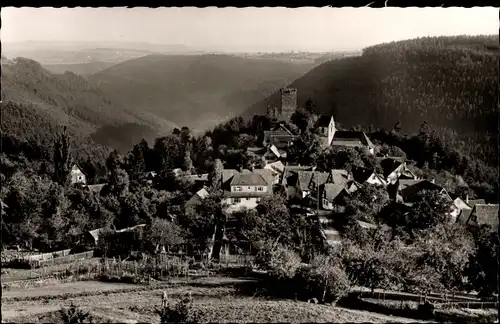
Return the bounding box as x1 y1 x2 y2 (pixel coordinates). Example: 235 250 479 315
71 164 87 185
221 169 273 213
352 167 387 187
379 157 418 185
316 115 336 147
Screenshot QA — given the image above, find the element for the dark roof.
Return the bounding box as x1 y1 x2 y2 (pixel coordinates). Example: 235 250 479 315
332 131 375 149
230 172 268 187
281 165 315 186
352 167 375 184
400 180 446 202
323 183 346 201
86 184 107 195
296 171 329 191
316 115 332 127
398 179 424 191
379 158 404 178
253 169 275 186
263 132 298 149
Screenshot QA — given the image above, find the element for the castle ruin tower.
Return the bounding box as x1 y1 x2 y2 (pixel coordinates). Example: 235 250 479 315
280 88 297 122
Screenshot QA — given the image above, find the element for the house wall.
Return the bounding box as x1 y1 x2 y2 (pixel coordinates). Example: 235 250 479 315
71 166 86 184
322 198 334 210
231 185 267 193
224 197 263 213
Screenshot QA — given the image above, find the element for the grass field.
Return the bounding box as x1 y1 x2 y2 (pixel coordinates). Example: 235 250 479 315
2 277 432 323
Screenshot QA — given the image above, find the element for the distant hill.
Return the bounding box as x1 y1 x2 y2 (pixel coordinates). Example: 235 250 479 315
242 35 498 163
89 54 314 132
42 61 117 76
1 57 177 154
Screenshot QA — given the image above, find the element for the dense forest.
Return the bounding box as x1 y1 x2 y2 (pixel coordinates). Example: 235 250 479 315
89 54 314 132
243 35 498 166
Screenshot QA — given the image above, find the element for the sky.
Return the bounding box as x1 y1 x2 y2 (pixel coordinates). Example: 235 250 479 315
1 7 498 52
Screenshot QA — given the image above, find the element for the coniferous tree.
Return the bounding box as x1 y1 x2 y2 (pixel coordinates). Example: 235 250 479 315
53 126 72 186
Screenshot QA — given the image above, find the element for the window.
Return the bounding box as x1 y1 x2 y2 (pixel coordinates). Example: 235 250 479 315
234 198 241 203
256 198 261 203
234 186 242 192
78 176 82 180
257 187 263 192
248 186 251 190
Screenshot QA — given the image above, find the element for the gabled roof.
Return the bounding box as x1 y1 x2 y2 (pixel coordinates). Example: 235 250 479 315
379 158 405 178
222 169 239 186
398 179 424 191
296 171 329 191
352 167 375 184
88 228 105 242
230 172 268 187
454 197 472 210
329 169 351 185
86 183 107 195
400 180 446 202
265 160 285 174
185 187 210 207
281 165 315 186
253 169 275 193
332 131 375 149
323 183 347 201
316 115 333 127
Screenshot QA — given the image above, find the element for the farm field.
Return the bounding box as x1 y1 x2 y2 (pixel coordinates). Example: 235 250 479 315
2 276 432 324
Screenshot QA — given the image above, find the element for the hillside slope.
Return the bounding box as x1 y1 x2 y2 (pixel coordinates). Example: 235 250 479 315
89 54 314 132
243 35 498 142
1 57 177 153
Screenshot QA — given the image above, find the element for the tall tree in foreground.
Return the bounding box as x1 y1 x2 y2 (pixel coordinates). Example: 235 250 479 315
53 126 72 186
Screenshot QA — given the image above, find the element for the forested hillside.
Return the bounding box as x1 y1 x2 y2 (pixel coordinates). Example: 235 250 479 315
1 56 177 155
243 36 498 165
89 54 314 132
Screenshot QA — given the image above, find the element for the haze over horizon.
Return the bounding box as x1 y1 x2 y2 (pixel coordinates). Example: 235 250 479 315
1 7 498 53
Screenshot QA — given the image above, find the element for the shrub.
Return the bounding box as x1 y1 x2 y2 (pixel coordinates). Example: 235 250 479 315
254 241 301 279
156 293 200 324
58 302 93 323
295 255 351 304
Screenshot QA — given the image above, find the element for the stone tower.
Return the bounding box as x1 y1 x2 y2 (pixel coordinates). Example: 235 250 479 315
280 88 297 121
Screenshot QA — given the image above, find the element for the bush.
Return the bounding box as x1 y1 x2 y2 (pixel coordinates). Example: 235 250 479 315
58 302 93 323
254 241 301 279
156 293 200 324
295 255 351 303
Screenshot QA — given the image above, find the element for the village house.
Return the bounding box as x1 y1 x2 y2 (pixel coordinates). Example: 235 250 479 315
262 124 299 150
378 157 418 184
322 183 351 210
398 179 452 203
330 131 376 154
247 144 287 164
281 164 316 199
84 183 107 196
185 187 210 211
221 169 273 213
461 203 499 230
352 167 387 187
263 160 285 184
292 170 330 200
70 164 87 185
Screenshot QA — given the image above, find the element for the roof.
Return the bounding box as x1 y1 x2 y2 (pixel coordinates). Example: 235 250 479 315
296 171 329 191
86 183 106 194
398 179 424 191
224 191 272 198
454 197 472 210
332 131 375 149
186 187 210 207
352 167 376 184
379 158 404 178
400 180 446 202
316 115 332 127
281 165 315 186
265 161 285 174
329 169 351 185
323 183 347 201
263 132 298 149
116 224 146 233
88 228 104 242
253 169 275 187
222 169 239 185
469 204 499 228
230 172 268 187
357 220 378 229
184 173 209 182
